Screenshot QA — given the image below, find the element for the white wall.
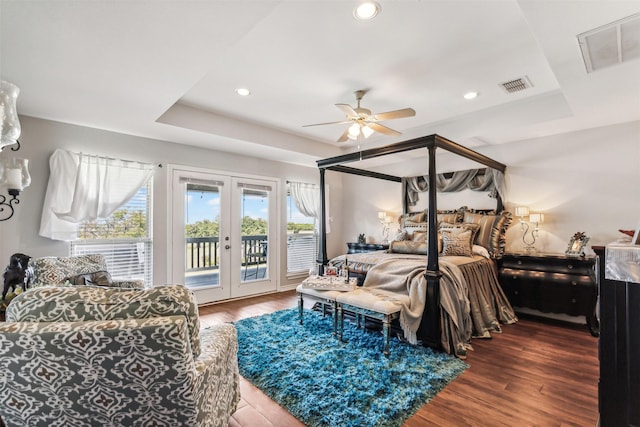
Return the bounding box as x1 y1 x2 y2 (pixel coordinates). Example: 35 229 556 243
3 117 638 299
0 116 344 291
340 121 640 255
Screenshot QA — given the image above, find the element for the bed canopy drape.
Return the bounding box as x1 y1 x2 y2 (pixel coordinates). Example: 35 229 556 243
403 167 506 208
315 134 506 349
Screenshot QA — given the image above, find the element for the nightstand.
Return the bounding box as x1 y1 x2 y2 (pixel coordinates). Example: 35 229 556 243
346 242 389 254
498 252 598 336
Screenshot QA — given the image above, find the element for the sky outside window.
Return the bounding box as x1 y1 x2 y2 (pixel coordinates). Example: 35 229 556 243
185 188 313 225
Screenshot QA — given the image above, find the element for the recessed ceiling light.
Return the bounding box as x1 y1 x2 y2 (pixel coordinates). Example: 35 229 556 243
463 91 478 100
354 1 380 21
235 87 251 96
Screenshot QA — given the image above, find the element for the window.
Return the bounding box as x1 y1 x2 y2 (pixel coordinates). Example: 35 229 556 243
286 184 318 275
70 179 153 285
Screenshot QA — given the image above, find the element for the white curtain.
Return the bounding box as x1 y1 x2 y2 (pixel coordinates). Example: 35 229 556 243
39 149 155 241
289 181 330 233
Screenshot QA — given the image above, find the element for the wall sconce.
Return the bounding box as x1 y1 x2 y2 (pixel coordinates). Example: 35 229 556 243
1 80 30 221
378 211 393 243
516 206 544 252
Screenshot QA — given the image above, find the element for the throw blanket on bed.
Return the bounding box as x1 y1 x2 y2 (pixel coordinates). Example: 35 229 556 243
362 258 473 358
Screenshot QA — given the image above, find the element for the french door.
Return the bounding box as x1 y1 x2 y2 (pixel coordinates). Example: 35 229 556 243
169 166 278 304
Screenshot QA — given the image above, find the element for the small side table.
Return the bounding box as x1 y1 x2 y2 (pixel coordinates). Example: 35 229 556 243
346 242 389 254
498 252 598 336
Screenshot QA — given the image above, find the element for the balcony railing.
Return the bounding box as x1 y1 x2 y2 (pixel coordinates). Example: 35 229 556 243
186 235 268 272
186 233 317 272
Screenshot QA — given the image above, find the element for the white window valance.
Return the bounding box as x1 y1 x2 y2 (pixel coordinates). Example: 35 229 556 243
39 149 155 241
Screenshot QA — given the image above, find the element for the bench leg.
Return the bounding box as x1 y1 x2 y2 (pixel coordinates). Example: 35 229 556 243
338 303 344 341
331 301 337 336
297 292 303 325
383 315 391 357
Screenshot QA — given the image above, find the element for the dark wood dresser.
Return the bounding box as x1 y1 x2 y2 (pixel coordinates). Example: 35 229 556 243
593 245 640 426
346 242 389 254
498 252 598 336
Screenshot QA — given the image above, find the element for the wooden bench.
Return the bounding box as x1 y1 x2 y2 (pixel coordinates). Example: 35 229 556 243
336 288 410 356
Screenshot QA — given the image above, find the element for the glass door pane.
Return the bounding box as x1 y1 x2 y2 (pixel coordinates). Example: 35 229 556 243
231 177 277 298
239 185 269 283
184 182 221 288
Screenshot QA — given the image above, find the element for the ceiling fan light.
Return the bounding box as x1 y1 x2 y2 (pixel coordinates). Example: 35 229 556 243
361 125 375 138
463 91 478 100
354 2 380 21
348 123 361 138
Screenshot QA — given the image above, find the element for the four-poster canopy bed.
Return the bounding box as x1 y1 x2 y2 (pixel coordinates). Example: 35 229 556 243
315 134 515 356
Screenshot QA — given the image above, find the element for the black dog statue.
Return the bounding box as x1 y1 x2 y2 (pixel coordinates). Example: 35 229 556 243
2 253 32 301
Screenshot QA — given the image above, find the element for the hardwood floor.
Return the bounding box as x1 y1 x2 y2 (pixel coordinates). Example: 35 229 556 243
199 290 599 427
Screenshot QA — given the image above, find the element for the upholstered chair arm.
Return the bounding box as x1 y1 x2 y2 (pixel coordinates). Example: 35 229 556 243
194 323 241 426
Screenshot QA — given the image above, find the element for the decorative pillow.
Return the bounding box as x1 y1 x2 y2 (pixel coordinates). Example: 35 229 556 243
389 240 428 255
392 230 408 242
438 222 481 247
440 228 474 257
412 231 427 242
403 223 427 239
69 270 113 287
414 208 464 225
436 207 465 224
399 211 426 226
463 211 512 258
463 206 497 216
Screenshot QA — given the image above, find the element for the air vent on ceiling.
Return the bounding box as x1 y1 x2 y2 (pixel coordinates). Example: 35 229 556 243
577 12 640 73
499 76 533 94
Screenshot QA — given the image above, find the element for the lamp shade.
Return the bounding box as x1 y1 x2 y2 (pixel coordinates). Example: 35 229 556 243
0 80 21 150
529 213 544 224
1 157 30 191
361 125 375 138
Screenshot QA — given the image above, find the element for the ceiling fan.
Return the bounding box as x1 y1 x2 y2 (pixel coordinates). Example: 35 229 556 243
303 90 416 142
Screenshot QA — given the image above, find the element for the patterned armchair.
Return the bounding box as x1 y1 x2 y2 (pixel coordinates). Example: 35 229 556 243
0 285 240 427
29 253 144 289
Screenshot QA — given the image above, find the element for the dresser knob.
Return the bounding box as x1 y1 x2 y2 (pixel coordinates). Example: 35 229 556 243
514 290 519 295
512 275 517 280
571 281 577 286
517 260 522 265
571 298 576 303
567 264 573 269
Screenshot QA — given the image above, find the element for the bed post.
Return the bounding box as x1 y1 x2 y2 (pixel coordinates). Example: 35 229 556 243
496 191 504 212
317 168 328 275
421 144 442 350
401 178 408 214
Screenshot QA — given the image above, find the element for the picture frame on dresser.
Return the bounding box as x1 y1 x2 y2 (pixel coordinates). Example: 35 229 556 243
631 225 640 245
565 232 590 256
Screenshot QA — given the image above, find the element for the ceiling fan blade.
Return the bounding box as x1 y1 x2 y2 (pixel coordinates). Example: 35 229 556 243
302 120 351 127
335 103 359 118
367 122 402 136
337 128 350 142
373 108 416 121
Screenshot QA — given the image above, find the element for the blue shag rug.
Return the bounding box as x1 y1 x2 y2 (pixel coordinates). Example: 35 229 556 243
234 308 467 427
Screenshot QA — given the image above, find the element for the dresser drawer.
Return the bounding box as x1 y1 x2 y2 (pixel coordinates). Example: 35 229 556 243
500 268 594 287
501 255 594 276
499 268 596 315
